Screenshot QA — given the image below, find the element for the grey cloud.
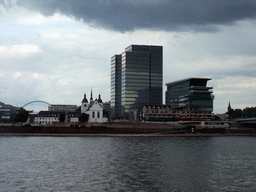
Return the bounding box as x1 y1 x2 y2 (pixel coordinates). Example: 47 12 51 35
197 61 256 80
2 0 256 31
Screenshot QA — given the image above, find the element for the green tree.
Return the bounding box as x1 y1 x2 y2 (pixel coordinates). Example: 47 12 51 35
243 107 256 118
227 108 234 118
233 109 242 118
15 108 28 123
227 107 256 118
212 115 221 121
76 106 81 112
79 113 89 122
59 113 65 122
103 110 109 117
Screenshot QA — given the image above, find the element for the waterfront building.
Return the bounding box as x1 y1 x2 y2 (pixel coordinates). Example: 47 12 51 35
34 111 80 125
81 93 108 123
0 102 17 123
111 45 163 120
48 104 78 112
166 78 214 112
143 105 212 121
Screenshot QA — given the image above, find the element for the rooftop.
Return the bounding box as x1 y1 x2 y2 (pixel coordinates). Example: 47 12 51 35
166 77 211 87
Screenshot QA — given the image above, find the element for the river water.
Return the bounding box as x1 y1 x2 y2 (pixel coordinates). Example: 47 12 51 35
0 136 255 191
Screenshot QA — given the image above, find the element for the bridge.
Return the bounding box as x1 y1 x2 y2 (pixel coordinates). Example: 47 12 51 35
236 118 256 127
22 100 51 108
22 100 51 113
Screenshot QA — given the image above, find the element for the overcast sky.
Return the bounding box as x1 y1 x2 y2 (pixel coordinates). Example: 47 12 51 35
1 0 256 113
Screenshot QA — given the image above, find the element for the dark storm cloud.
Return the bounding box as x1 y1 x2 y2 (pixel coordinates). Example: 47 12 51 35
2 0 256 31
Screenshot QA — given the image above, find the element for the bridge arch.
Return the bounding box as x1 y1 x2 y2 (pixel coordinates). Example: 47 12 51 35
22 100 51 108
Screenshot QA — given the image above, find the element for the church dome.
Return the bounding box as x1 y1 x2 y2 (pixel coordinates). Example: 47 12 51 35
98 94 103 103
82 94 88 103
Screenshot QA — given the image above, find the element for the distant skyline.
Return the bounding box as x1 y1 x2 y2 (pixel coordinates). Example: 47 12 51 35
0 1 256 113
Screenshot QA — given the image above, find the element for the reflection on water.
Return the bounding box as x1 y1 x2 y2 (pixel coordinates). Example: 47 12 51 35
0 136 255 191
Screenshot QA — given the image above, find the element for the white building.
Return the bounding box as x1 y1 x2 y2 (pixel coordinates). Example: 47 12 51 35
34 111 80 125
81 92 108 123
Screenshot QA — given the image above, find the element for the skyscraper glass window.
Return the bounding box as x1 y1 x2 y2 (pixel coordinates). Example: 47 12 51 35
111 54 122 118
111 45 163 119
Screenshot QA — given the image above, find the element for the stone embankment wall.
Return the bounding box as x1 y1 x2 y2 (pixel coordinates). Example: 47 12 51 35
0 125 179 134
0 123 256 135
89 122 182 129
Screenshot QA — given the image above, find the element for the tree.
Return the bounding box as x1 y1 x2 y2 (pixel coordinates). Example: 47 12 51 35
79 113 89 122
242 107 256 118
15 108 28 123
59 113 65 122
227 107 256 119
76 106 81 112
212 115 221 121
233 109 242 118
103 109 109 117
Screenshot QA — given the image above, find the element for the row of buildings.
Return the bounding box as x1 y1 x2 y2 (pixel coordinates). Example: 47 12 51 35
1 44 216 124
32 93 110 124
110 45 214 121
0 91 111 124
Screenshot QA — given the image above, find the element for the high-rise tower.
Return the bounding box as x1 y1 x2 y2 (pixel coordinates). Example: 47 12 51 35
111 45 163 119
111 54 122 119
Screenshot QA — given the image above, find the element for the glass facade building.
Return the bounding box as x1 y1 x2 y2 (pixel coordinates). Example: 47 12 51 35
111 55 122 118
111 45 163 119
165 78 214 112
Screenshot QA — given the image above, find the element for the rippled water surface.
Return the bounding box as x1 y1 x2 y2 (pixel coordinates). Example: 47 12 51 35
0 136 256 191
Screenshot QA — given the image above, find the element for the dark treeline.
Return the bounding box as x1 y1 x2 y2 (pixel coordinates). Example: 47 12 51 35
228 107 256 118
14 108 28 123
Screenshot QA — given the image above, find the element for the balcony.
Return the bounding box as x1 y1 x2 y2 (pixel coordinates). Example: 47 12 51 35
189 86 213 90
190 95 215 100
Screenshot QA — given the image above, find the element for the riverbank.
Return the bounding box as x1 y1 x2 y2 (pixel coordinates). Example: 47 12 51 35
1 123 255 136
1 132 256 137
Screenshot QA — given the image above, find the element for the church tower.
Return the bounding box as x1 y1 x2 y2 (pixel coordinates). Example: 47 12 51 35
227 101 232 113
90 89 93 102
81 94 89 113
98 94 103 107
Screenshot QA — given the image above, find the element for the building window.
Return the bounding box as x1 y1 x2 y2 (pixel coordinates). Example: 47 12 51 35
92 112 95 118
97 112 100 118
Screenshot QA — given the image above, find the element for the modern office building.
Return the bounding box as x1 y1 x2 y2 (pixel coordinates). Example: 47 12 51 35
0 102 17 123
111 55 122 119
111 45 163 120
166 78 214 112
